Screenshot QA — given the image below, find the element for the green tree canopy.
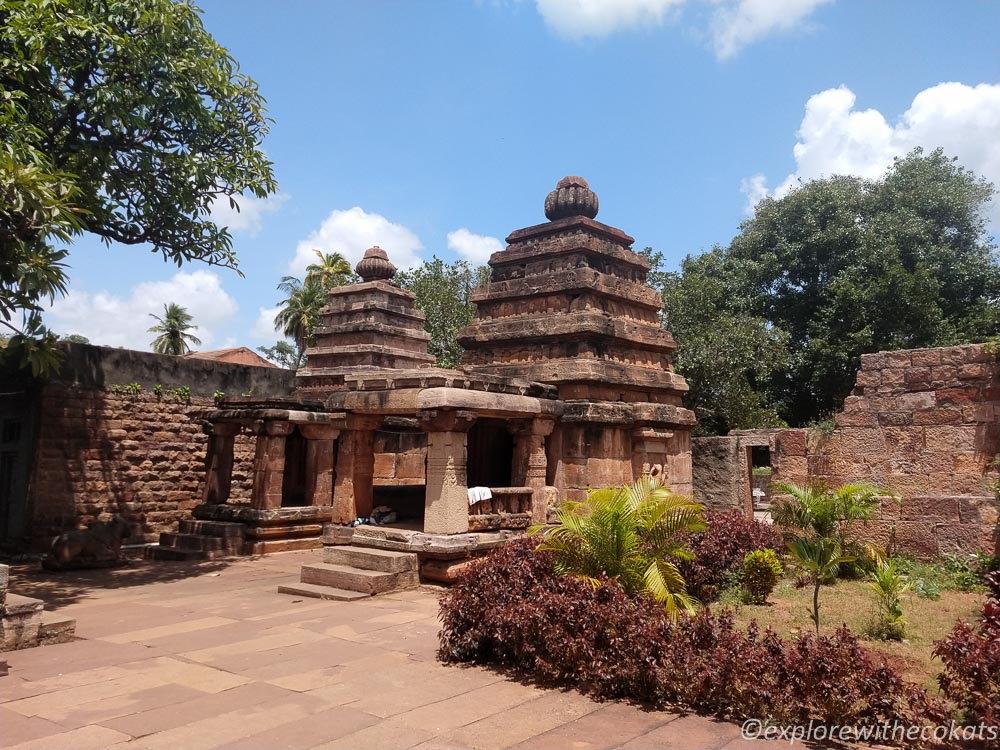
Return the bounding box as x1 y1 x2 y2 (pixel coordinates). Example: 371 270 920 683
396 257 490 368
1 0 276 372
663 148 999 429
147 302 201 355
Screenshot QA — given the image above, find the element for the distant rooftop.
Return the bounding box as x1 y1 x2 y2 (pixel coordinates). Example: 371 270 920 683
183 347 277 369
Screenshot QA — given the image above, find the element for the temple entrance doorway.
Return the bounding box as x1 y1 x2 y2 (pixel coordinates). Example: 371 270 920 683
467 419 514 488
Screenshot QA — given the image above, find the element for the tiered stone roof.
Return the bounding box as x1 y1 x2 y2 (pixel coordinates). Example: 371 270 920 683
458 177 689 405
295 246 435 400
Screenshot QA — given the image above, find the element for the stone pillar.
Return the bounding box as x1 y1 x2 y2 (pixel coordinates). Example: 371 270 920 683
332 416 381 523
420 410 477 534
202 422 241 504
251 421 294 510
299 424 340 507
515 418 555 524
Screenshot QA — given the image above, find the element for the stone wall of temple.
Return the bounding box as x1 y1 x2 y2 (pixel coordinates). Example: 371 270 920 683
691 343 1000 558
27 386 257 547
2 343 295 550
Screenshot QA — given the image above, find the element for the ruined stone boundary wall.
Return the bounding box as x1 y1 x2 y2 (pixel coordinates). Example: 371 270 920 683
693 343 999 558
24 344 296 548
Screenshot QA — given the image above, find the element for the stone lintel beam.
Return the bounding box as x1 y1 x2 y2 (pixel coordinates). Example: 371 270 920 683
202 409 346 426
417 409 478 434
331 387 562 419
202 421 243 437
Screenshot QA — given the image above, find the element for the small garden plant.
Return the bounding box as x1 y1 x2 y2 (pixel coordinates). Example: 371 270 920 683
867 557 909 641
529 476 705 617
741 548 782 605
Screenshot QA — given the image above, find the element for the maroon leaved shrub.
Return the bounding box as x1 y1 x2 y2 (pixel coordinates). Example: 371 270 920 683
677 510 783 601
933 575 1000 727
439 538 938 732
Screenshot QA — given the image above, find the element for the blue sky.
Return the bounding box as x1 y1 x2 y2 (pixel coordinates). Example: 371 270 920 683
46 0 1000 353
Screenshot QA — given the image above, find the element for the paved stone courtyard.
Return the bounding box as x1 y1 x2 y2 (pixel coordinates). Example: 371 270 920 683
1 551 793 750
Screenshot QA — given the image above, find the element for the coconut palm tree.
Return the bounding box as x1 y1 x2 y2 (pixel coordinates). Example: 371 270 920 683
273 276 326 368
304 249 354 290
147 303 201 355
530 476 706 617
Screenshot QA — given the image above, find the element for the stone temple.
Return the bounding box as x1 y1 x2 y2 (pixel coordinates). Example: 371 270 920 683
178 176 696 585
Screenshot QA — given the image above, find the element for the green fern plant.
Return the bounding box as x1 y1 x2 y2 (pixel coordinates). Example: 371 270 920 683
529 476 706 618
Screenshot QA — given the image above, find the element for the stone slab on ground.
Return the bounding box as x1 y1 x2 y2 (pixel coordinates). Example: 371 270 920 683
0 549 774 750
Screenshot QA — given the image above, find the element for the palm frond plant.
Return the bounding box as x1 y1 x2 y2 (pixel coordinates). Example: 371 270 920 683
273 276 327 368
867 558 909 640
529 476 706 618
304 249 355 290
147 302 201 355
786 535 854 635
771 481 888 576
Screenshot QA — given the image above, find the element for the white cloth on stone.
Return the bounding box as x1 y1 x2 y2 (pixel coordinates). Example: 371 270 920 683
467 486 493 505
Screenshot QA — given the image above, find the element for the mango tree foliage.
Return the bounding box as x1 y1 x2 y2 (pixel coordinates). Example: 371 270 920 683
663 149 999 429
642 247 788 435
0 0 277 373
396 257 490 369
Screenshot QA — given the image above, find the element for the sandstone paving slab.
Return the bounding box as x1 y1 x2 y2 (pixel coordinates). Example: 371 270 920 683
209 704 381 750
392 678 546 733
101 615 238 644
2 671 173 718
197 633 364 676
234 637 384 682
37 683 205 729
68 602 213 639
347 619 444 662
179 626 325 663
342 659 506 719
0 663 135 701
508 701 677 750
309 715 436 750
623 714 805 750
5 723 131 750
104 692 331 750
116 655 252 693
0 705 67 746
99 681 300 738
432 689 605 750
0 638 169 681
120 618 280 653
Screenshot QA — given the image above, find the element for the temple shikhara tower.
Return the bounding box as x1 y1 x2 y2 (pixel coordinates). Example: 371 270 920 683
167 176 696 586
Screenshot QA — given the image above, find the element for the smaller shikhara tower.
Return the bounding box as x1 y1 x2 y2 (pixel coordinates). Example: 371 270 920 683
459 176 696 500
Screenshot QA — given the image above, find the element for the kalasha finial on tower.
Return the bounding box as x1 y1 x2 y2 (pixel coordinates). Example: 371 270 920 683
544 175 599 221
355 245 397 282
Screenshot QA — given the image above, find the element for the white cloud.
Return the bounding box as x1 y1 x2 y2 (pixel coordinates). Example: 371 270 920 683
210 192 289 236
446 228 504 264
251 305 283 342
744 82 1000 224
739 173 769 216
290 206 424 277
534 0 684 39
46 270 239 351
709 0 832 60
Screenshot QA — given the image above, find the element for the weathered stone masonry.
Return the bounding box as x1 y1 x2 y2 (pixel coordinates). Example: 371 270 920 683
693 343 1000 558
1 344 295 550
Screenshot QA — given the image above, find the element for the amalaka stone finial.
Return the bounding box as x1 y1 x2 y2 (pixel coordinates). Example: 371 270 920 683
355 245 397 282
544 175 599 221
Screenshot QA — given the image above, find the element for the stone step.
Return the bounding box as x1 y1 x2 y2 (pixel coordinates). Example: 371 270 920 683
144 546 213 562
39 612 76 645
300 563 419 595
178 520 245 538
159 533 241 554
323 545 418 573
276 583 370 601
